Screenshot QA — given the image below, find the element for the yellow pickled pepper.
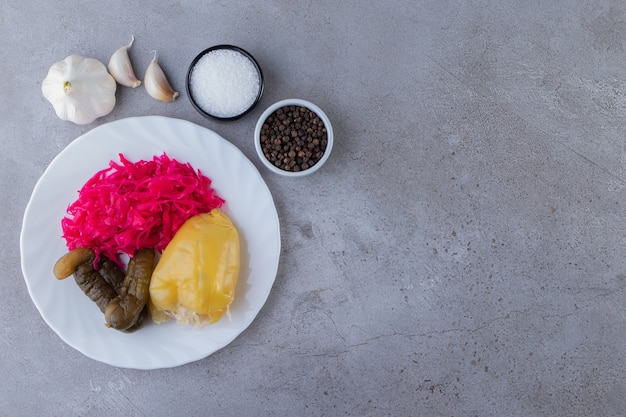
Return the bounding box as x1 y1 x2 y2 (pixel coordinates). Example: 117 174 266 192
149 209 240 325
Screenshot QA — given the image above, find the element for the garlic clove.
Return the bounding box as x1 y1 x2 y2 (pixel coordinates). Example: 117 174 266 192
108 35 141 88
144 51 179 102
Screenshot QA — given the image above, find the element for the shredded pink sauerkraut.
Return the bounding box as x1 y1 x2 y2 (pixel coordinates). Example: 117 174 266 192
62 153 224 267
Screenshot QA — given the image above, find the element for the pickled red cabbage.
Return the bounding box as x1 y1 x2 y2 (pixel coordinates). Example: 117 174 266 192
61 153 224 267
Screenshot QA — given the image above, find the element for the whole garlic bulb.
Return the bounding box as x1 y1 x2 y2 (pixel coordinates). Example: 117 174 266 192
42 55 117 125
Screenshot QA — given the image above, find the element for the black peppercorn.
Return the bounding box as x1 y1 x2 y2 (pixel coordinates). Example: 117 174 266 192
260 105 328 172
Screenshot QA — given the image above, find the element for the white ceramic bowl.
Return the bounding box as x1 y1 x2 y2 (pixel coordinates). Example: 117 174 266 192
254 99 333 177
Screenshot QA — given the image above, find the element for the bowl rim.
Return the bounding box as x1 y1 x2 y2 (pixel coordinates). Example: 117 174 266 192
254 98 334 177
186 44 265 121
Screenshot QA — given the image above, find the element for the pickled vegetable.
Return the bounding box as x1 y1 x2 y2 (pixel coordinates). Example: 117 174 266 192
98 256 125 292
52 248 122 313
53 248 152 331
53 247 93 280
149 209 240 327
54 249 123 311
73 256 120 313
61 153 224 268
104 249 155 330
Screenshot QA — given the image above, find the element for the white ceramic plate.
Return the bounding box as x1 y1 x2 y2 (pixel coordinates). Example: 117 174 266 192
20 116 280 369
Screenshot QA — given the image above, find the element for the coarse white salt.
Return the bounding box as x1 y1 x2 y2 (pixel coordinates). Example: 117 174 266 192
189 49 261 118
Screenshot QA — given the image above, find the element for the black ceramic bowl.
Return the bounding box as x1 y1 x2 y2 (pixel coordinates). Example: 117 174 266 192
186 45 264 121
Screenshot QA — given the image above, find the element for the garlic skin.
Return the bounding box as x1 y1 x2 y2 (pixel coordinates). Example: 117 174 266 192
144 51 179 102
108 35 141 88
42 55 116 125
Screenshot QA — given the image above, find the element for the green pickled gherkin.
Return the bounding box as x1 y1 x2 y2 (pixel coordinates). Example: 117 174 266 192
104 249 155 330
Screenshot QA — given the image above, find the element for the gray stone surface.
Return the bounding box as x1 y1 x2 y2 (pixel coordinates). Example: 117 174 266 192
2 0 626 415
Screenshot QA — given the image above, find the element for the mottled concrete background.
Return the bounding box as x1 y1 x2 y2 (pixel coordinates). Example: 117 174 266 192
2 1 626 416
